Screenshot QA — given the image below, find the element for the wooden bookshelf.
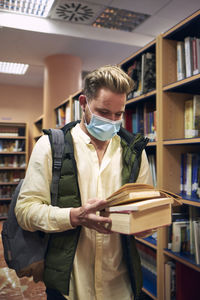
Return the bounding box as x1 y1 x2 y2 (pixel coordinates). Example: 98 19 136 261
117 9 200 300
158 9 200 300
118 39 158 299
0 122 28 219
54 89 82 128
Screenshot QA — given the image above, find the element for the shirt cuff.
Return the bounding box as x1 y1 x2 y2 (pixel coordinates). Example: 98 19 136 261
56 207 75 231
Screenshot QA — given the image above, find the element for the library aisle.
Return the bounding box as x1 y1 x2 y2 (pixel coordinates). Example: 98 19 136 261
0 221 46 300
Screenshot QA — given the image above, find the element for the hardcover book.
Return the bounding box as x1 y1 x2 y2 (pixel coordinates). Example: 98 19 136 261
101 183 182 234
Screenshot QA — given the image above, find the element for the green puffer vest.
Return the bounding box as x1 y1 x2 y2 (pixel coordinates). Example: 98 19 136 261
44 121 149 299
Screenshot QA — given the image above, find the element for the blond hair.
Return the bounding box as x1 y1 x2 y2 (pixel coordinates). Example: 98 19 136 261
83 65 134 100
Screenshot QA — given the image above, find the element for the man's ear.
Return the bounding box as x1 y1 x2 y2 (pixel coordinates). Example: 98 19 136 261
79 95 87 112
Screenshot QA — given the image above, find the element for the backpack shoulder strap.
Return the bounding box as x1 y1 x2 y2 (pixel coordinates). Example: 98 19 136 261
118 127 149 184
44 128 65 206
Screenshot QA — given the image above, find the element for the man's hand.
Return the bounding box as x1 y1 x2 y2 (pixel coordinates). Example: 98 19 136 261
70 199 112 234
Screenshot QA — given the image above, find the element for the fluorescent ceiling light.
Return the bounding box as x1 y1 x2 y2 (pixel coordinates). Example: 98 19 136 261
0 0 55 17
0 62 29 75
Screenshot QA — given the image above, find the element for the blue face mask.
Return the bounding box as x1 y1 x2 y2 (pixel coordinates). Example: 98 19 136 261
85 102 122 141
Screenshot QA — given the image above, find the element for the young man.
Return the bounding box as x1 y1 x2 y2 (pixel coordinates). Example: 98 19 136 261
16 65 153 300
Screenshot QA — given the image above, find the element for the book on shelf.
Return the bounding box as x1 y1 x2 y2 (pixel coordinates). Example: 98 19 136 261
193 219 200 264
192 37 200 75
141 52 156 94
193 95 200 137
184 95 200 138
144 102 157 141
101 183 182 235
126 58 142 97
184 36 193 78
164 261 176 300
171 220 190 252
137 242 157 276
65 103 71 124
184 98 194 138
177 41 186 80
148 154 157 187
180 152 200 198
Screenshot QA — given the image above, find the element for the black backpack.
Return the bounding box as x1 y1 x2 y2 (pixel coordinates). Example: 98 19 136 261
1 128 65 282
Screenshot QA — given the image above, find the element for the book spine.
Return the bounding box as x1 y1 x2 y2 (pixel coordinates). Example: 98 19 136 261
184 37 193 78
177 41 186 80
184 99 194 138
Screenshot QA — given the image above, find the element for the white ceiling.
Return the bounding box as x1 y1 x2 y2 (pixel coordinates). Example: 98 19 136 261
0 0 199 87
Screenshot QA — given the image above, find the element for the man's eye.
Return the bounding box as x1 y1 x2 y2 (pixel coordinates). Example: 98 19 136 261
101 111 109 115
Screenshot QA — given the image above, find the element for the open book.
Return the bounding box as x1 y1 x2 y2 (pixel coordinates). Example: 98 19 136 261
106 183 182 207
101 183 182 235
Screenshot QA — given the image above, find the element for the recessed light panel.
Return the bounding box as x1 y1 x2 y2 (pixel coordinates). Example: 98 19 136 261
93 7 150 32
0 0 55 17
0 62 29 75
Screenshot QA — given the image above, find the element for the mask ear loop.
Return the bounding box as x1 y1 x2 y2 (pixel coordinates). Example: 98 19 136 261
84 99 93 126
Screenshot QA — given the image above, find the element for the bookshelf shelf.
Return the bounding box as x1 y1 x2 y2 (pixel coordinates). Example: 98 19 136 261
181 199 200 207
135 236 157 250
142 288 157 300
0 136 26 140
163 137 200 145
164 249 200 273
0 151 26 154
147 141 157 147
126 90 156 105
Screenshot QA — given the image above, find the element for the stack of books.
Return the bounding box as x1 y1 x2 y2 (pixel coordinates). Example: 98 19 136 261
101 183 182 235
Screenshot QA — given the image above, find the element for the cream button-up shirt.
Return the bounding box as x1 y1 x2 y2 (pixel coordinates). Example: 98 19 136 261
16 124 152 300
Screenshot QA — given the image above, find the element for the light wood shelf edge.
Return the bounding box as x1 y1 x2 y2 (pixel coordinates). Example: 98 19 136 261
118 39 156 66
163 250 200 273
142 287 157 300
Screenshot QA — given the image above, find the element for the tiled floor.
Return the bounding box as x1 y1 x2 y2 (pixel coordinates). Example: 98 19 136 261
0 221 46 300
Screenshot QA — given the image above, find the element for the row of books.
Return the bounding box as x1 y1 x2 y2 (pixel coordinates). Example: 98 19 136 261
148 154 157 187
0 170 24 183
180 152 200 198
0 126 25 137
55 104 70 128
137 241 157 276
125 103 157 142
0 155 26 168
0 185 16 199
184 95 200 138
0 140 25 152
177 37 200 81
55 99 82 127
126 52 156 99
167 207 200 265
